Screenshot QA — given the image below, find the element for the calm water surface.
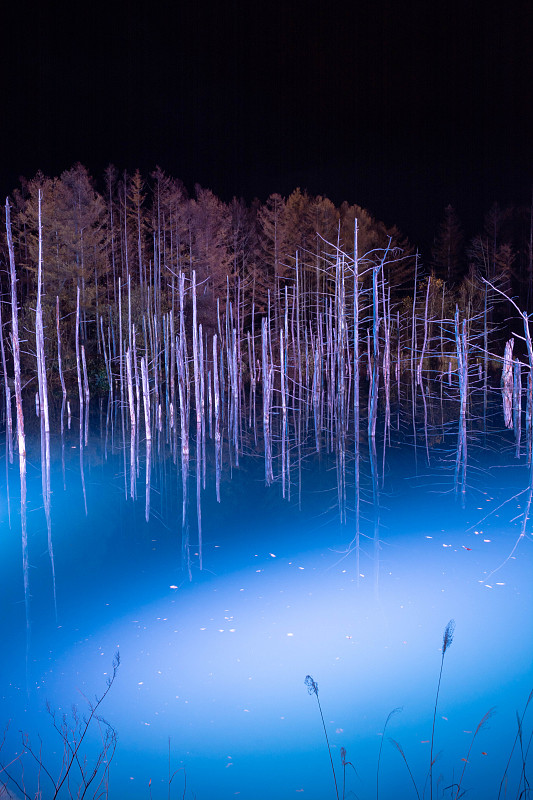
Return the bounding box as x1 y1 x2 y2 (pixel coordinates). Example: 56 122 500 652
1 400 532 799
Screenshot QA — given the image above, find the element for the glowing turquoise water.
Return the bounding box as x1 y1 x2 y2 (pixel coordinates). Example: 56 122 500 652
1 405 532 799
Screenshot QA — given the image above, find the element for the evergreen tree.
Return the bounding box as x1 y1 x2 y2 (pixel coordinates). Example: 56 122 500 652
18 164 105 332
431 204 464 284
257 192 289 304
189 185 232 326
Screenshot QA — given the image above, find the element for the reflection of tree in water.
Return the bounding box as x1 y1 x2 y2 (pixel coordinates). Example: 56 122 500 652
3 198 533 656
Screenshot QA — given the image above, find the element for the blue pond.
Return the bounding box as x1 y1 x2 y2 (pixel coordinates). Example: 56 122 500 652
0 401 532 799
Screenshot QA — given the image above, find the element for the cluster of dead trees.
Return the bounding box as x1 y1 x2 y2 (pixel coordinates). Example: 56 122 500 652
0 163 411 391
0 162 527 395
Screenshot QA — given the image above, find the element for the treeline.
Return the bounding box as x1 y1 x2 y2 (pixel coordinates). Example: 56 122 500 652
3 163 415 314
0 162 528 392
0 162 413 387
431 202 533 307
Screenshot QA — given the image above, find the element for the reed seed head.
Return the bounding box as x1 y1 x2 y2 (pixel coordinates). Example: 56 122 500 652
305 675 318 696
442 619 455 655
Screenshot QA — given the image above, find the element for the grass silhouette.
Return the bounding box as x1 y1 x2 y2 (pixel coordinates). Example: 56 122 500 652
305 674 340 800
498 689 533 800
430 619 455 800
389 737 420 800
304 621 532 799
377 707 402 800
452 707 495 799
340 746 359 800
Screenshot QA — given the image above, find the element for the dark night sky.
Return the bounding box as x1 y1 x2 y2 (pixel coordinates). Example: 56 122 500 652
1 0 532 252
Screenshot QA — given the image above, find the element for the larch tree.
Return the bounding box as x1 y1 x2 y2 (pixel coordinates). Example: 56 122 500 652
309 194 339 313
188 185 232 329
257 192 289 304
56 163 106 340
431 204 464 285
228 196 258 323
104 164 119 307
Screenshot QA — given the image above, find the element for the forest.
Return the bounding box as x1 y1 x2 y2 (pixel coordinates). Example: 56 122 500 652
1 162 531 400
